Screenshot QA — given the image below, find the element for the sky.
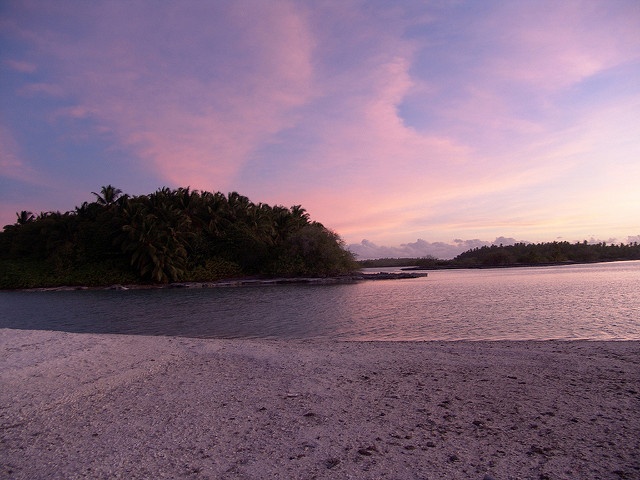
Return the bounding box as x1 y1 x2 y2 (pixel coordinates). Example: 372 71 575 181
1 1 639 259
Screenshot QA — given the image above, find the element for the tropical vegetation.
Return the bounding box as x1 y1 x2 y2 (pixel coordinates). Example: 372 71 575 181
0 186 358 288
358 241 640 269
453 241 640 266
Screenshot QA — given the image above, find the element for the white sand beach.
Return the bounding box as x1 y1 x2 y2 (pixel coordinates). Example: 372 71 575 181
1 328 639 479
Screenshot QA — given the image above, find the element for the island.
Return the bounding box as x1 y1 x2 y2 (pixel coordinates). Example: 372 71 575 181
1 186 358 289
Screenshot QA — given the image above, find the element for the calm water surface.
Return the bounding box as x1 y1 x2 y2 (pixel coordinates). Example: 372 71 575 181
1 261 639 341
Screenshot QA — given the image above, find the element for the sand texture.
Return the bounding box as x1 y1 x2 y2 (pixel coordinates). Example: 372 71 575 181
1 328 639 479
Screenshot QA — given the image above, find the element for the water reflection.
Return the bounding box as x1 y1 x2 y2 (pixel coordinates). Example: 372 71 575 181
1 261 639 341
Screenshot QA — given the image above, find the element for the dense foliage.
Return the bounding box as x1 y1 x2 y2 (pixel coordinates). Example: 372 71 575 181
358 241 640 269
452 241 640 266
0 186 357 288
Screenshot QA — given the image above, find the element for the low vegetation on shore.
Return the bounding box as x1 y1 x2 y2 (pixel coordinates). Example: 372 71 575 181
1 186 357 288
359 240 640 269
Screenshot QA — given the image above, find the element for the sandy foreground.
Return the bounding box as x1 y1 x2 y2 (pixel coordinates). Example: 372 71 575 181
1 329 638 480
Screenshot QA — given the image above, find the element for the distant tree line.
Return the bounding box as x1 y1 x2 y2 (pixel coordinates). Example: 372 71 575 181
358 241 640 269
358 256 448 268
0 186 357 288
453 241 640 266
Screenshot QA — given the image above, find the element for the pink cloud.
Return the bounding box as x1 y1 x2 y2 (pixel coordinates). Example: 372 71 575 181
23 2 316 191
405 1 640 148
480 2 640 91
279 51 477 224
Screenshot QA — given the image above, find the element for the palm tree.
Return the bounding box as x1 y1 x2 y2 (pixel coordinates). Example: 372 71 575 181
202 191 229 237
15 211 34 225
290 205 310 227
92 185 123 206
226 192 251 221
117 194 191 283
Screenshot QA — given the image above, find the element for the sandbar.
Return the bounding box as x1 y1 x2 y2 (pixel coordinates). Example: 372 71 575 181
1 328 638 479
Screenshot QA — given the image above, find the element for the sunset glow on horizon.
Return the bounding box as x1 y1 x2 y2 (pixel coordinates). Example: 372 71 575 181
1 1 639 259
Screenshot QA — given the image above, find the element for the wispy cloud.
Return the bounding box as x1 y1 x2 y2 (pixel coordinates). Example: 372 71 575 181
349 237 527 260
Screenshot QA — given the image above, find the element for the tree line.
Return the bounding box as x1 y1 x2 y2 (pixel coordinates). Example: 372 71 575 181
1 186 357 288
358 241 640 269
453 241 640 266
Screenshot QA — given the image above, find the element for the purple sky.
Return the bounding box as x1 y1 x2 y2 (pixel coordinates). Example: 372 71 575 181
2 1 639 258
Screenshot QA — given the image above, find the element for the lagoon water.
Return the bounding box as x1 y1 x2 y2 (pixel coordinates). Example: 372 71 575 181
1 261 639 341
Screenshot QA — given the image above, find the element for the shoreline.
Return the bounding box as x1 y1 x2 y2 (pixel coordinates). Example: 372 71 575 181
2 329 638 479
3 271 429 293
